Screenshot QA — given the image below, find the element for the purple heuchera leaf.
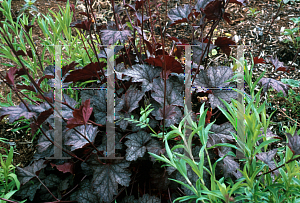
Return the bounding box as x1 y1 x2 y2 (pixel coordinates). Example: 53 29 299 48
152 77 184 107
218 147 242 179
87 156 131 202
207 123 235 147
257 127 282 145
194 0 213 11
259 77 291 96
122 64 161 93
15 178 41 201
65 124 98 151
256 149 279 176
168 4 193 26
286 132 300 155
125 131 163 161
125 131 151 161
152 105 183 127
193 66 237 109
192 39 216 63
100 29 131 45
0 102 36 123
16 159 47 185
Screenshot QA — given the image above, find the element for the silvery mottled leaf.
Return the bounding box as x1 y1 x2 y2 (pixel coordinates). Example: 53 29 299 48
256 149 279 176
70 179 100 203
194 66 234 88
121 87 144 113
152 105 183 127
122 64 161 93
192 40 216 63
101 29 131 45
43 174 60 189
209 89 237 109
259 77 291 97
80 89 107 125
168 73 185 93
152 78 184 107
88 157 131 202
207 123 235 147
286 132 300 155
257 127 282 145
194 0 213 11
65 124 98 151
218 148 242 179
15 179 41 201
16 159 47 185
115 111 131 130
168 4 192 26
0 102 36 124
139 194 161 203
125 131 151 161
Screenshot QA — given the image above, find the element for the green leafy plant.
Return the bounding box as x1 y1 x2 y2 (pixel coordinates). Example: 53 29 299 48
247 8 260 17
0 146 25 203
281 17 300 48
18 0 39 18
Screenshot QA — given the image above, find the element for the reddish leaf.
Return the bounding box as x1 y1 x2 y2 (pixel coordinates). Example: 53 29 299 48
78 12 92 18
61 62 78 77
24 24 34 32
50 161 74 174
203 0 223 21
286 132 300 155
66 99 93 130
64 62 106 83
215 37 236 57
266 56 289 72
124 3 136 11
37 75 55 87
205 108 212 124
223 12 231 24
135 0 145 10
36 95 53 103
16 84 36 92
135 12 150 25
145 55 183 79
70 19 93 31
15 67 27 78
26 49 33 58
5 66 18 86
253 57 266 64
16 50 27 57
30 108 54 136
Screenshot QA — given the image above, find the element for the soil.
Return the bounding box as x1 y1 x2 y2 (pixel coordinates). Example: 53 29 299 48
0 0 299 168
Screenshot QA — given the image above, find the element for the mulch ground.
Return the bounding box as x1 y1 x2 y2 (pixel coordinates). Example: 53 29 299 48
0 0 299 167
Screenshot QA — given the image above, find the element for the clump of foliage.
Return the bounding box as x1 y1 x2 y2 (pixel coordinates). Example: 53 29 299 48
0 0 299 202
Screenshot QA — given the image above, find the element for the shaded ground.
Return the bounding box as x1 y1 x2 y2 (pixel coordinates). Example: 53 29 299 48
0 0 299 167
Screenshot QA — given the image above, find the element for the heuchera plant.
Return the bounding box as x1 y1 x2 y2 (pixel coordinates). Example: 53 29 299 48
0 0 298 202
